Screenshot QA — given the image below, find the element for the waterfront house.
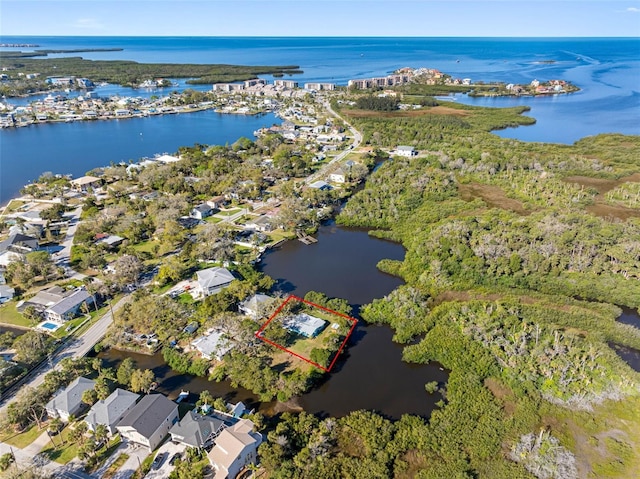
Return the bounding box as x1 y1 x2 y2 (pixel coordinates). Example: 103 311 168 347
239 294 274 319
394 145 417 157
191 331 233 361
85 388 140 435
244 215 272 232
116 393 179 452
0 233 39 268
282 313 327 338
191 204 214 220
207 419 262 479
45 377 96 422
44 288 94 322
195 267 235 298
169 410 226 449
329 168 347 184
70 175 102 193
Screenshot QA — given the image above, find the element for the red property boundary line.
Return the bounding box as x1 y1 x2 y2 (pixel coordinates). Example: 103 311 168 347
255 295 358 373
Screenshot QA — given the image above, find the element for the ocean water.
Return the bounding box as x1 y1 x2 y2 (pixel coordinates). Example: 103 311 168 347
1 37 638 203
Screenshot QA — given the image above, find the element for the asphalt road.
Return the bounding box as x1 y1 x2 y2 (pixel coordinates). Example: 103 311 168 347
305 99 363 185
0 294 130 414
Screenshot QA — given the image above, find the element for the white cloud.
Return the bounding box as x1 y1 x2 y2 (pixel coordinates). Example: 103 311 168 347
626 7 640 12
71 18 105 30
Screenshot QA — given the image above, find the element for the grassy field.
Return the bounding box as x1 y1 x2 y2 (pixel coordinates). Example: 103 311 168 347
0 424 44 448
0 302 32 328
40 426 79 464
215 208 242 217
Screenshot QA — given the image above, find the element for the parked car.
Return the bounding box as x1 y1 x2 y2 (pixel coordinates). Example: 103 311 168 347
151 452 167 470
169 452 181 465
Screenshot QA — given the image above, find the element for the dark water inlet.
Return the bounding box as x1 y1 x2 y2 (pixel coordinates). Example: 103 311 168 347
99 219 447 420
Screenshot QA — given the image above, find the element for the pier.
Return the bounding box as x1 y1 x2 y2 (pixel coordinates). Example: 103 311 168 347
297 231 318 245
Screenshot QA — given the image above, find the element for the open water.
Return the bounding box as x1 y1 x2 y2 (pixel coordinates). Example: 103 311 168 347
1 37 639 203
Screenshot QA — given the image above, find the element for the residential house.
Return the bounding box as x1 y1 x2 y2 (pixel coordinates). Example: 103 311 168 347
45 377 96 422
394 145 417 157
207 196 227 209
0 284 14 304
154 154 180 164
207 419 262 479
169 410 226 449
116 393 179 452
239 294 274 319
191 204 214 220
18 285 68 314
195 267 235 298
96 234 125 249
329 168 346 184
191 331 233 361
0 233 39 268
183 322 199 335
308 180 331 191
45 288 94 322
70 175 102 193
85 388 140 435
282 313 327 338
244 216 272 232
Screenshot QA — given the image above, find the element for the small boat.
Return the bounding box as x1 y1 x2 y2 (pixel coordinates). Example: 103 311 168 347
176 390 190 403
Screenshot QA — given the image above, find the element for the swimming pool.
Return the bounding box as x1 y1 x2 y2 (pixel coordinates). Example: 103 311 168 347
38 321 61 332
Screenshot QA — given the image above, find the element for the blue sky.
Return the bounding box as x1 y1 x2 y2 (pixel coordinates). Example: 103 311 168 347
1 1 639 37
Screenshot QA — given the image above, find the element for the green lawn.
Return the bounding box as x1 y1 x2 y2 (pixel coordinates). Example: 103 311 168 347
273 309 353 365
40 426 79 464
0 302 32 328
131 240 158 255
204 215 224 223
86 435 123 474
215 208 241 217
0 424 44 448
266 230 295 245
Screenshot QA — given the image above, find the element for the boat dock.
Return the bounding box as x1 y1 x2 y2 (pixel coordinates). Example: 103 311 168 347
297 231 318 245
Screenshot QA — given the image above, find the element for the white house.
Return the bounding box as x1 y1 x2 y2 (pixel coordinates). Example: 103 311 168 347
207 419 262 479
239 294 274 319
44 288 94 322
191 204 214 220
191 331 233 361
45 377 96 422
0 233 39 268
116 394 179 452
329 168 346 184
70 176 102 192
195 267 235 298
85 388 140 435
394 145 417 157
282 313 327 338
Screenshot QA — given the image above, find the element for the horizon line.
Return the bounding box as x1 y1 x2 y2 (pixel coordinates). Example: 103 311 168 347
1 34 639 39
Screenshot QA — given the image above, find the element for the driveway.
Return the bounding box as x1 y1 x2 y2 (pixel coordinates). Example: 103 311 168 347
144 441 186 479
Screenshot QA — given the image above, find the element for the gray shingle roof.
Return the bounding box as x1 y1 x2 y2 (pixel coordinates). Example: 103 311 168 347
116 394 177 439
196 267 235 291
46 289 91 315
46 377 96 416
169 410 224 448
86 388 139 430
